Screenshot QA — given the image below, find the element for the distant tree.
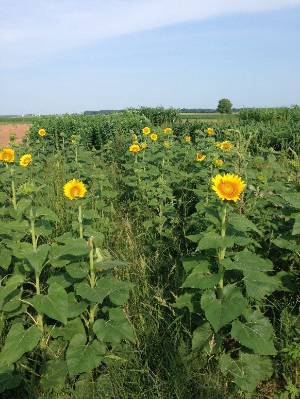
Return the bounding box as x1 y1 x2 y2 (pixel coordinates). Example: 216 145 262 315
217 98 233 114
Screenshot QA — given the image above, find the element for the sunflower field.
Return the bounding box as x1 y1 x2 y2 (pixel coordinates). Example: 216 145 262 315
0 113 299 399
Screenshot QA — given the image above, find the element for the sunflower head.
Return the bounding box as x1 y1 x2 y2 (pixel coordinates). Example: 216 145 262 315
20 154 32 167
63 179 87 200
196 152 206 162
207 128 215 136
163 127 172 134
0 148 15 163
129 144 141 153
142 127 151 135
214 159 224 167
184 135 192 143
212 173 246 202
150 133 158 141
38 128 47 137
218 141 233 152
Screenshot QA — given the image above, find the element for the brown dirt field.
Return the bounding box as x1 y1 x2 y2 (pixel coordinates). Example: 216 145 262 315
0 124 31 147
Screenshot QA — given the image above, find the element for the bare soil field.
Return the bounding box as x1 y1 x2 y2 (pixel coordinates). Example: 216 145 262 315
0 123 30 146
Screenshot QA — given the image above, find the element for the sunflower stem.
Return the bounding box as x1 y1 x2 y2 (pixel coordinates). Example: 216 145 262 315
78 204 83 239
30 207 44 332
88 237 97 340
217 203 227 297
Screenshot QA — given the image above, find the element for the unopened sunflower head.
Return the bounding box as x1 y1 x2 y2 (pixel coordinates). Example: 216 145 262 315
214 159 224 167
212 173 246 202
0 148 15 163
63 179 87 200
184 135 192 143
207 128 215 136
164 140 171 148
20 154 32 167
140 142 148 150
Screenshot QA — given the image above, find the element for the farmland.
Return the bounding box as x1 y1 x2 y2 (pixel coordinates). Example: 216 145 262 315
0 108 299 399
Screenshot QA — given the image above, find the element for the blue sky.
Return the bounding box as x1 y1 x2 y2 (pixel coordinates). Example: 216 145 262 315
1 0 300 114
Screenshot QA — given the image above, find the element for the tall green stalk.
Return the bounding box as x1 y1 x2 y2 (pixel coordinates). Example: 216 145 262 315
217 204 227 297
78 204 83 239
30 208 44 332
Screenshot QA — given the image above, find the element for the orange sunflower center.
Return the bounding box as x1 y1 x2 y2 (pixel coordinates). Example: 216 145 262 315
70 186 80 197
218 181 237 196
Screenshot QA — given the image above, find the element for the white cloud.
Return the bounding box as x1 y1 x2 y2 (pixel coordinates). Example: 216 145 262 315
1 0 300 68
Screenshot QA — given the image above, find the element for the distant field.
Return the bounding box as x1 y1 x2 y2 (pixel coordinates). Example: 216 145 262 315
179 112 239 122
0 116 37 124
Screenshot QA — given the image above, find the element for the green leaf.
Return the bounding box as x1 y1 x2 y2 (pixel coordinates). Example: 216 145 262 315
0 323 41 367
219 353 273 393
30 283 68 325
182 268 221 290
292 213 300 235
0 248 12 270
67 293 88 318
201 285 247 332
66 263 88 279
52 318 86 341
229 215 262 236
192 322 213 350
94 277 132 306
272 237 300 252
231 309 277 355
281 192 300 209
66 334 106 376
244 271 282 300
172 293 194 312
181 256 206 273
0 365 22 394
49 239 89 266
0 275 24 311
197 232 235 251
93 308 135 345
231 252 273 272
25 244 49 275
40 360 67 391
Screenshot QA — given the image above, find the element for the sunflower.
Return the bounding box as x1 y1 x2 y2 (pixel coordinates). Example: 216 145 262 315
140 142 148 150
150 133 158 141
212 173 246 202
207 128 215 136
38 128 47 137
163 127 172 134
214 159 224 167
20 154 32 167
164 140 171 148
217 141 233 152
129 144 141 153
196 152 206 161
63 179 87 200
142 127 151 135
0 148 15 163
184 135 191 142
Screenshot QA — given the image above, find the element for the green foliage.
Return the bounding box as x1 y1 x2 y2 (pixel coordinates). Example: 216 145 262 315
217 98 233 114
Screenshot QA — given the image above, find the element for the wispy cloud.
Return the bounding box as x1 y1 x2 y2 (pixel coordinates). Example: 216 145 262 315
1 0 300 68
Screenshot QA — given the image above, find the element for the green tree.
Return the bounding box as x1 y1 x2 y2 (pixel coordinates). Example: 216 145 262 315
217 98 233 114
